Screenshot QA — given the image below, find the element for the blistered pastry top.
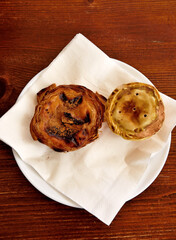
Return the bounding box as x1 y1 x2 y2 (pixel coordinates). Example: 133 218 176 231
30 84 106 152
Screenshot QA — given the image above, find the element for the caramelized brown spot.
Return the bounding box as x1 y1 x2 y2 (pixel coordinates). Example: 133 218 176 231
68 95 82 105
63 112 85 125
52 147 65 152
84 113 90 123
38 138 44 144
122 100 135 113
82 129 88 136
111 125 115 132
59 92 67 101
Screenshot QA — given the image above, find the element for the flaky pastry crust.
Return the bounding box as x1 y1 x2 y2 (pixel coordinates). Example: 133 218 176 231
30 84 106 152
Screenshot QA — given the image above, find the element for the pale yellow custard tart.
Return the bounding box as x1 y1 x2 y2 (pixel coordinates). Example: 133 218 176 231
105 82 165 140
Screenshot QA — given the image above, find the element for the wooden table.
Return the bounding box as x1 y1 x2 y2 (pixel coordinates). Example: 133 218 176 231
0 0 176 239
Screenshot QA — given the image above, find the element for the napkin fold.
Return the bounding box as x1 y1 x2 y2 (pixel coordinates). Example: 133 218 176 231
0 34 176 225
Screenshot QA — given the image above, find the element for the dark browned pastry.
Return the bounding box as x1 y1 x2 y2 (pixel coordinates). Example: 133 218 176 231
30 84 106 152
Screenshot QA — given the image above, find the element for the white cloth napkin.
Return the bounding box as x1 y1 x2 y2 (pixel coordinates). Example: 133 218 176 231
0 34 176 225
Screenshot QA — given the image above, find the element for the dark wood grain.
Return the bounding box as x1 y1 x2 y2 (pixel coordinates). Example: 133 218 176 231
0 0 176 239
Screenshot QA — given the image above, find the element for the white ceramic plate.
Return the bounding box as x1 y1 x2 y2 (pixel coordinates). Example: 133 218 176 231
12 60 171 208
